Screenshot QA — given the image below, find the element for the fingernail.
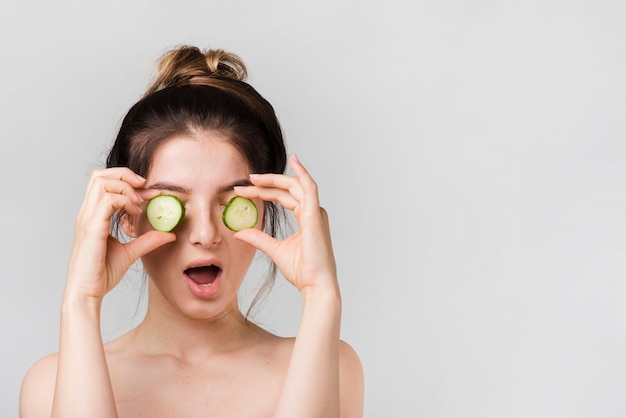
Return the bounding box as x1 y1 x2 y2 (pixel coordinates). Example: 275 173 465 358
136 174 146 181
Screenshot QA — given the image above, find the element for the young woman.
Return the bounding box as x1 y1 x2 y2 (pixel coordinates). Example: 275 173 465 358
19 45 364 417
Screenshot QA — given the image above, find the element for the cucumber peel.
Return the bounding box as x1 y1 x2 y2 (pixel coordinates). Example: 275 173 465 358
223 196 258 231
146 194 185 232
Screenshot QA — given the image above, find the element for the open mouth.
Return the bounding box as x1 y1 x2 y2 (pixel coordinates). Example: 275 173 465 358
184 265 221 286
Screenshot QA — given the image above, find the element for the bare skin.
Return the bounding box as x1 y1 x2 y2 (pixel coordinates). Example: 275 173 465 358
19 131 364 417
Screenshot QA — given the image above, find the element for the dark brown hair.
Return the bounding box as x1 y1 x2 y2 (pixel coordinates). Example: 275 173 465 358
106 45 288 317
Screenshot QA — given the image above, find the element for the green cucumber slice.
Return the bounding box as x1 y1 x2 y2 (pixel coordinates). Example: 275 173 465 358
146 195 185 232
223 196 258 231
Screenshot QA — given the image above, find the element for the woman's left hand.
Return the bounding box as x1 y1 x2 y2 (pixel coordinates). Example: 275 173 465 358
233 154 338 296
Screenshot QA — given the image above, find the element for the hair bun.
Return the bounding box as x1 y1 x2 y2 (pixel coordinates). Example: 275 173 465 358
145 45 248 96
203 48 247 80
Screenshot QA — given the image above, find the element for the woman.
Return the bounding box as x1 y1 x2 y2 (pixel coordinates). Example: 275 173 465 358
19 45 364 417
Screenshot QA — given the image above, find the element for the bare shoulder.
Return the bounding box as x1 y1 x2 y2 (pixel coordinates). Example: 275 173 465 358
339 339 363 371
19 353 58 418
273 336 364 416
261 334 364 416
339 340 365 418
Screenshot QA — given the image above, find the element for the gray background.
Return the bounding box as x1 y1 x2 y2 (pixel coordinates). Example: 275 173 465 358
2 1 626 417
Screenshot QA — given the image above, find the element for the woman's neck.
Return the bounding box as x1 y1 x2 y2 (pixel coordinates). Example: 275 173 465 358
127 288 257 364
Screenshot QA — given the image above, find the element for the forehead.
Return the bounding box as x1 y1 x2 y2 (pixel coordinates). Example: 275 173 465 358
147 132 249 185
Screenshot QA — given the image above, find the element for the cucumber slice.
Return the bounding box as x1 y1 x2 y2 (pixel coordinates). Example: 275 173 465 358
223 196 258 231
146 195 185 232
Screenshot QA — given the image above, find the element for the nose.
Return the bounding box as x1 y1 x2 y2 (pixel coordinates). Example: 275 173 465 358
186 206 221 248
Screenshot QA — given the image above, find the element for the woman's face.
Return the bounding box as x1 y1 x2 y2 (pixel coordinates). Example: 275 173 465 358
133 131 263 320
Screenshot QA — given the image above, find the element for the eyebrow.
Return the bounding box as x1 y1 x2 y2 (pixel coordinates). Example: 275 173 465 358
146 179 252 194
145 182 191 194
218 179 253 193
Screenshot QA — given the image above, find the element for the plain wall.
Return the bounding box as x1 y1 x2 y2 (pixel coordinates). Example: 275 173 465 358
2 1 626 417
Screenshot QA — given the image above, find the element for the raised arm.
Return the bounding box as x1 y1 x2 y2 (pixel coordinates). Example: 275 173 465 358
20 168 173 418
234 154 364 418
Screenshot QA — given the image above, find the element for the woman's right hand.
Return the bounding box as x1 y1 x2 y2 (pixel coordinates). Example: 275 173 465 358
64 167 175 303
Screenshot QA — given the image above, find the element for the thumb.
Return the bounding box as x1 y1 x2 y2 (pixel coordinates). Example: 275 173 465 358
235 229 280 260
123 230 176 262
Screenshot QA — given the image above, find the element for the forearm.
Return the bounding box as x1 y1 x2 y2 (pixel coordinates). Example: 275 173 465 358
274 285 342 418
52 294 118 418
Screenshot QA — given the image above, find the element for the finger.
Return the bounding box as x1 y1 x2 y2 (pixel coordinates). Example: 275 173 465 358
234 185 299 211
85 168 146 203
89 192 143 222
137 188 163 201
288 154 320 209
83 169 145 214
233 228 282 259
90 167 146 188
318 207 333 241
123 230 176 262
86 171 141 201
248 173 305 201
